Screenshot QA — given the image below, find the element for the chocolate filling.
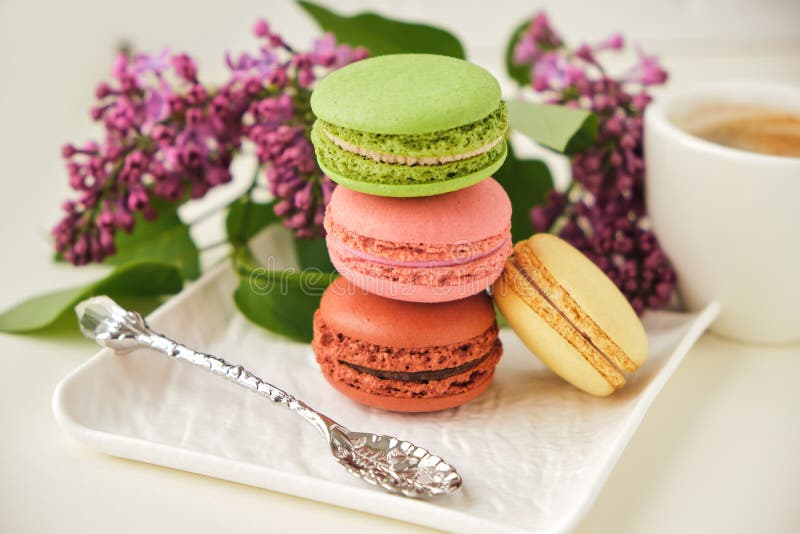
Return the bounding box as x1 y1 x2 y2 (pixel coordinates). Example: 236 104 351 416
511 258 626 377
340 351 492 382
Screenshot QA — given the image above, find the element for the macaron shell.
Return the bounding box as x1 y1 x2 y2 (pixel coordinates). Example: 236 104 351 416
310 54 501 135
526 234 648 366
314 277 501 412
326 177 512 244
332 257 502 304
494 276 614 396
322 369 496 413
318 276 495 348
512 241 636 376
500 258 626 389
317 142 507 198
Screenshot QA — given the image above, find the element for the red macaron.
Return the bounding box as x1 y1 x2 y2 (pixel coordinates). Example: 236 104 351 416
312 276 502 412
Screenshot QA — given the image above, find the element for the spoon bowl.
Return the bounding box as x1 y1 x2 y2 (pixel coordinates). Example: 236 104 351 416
329 427 463 497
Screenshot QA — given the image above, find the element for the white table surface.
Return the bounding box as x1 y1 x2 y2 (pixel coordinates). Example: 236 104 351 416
1 1 799 532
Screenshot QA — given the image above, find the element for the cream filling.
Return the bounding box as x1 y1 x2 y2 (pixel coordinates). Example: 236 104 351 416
324 130 504 166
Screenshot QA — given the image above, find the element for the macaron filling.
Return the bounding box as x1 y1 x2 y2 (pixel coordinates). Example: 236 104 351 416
327 234 509 268
322 344 501 398
341 351 492 382
325 218 509 263
329 240 512 289
323 132 504 166
312 124 507 185
324 217 512 287
316 101 507 161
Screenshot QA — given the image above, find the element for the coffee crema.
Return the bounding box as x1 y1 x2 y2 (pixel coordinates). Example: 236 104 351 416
671 104 800 157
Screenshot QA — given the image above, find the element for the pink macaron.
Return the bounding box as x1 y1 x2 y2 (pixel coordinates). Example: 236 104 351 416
324 178 512 302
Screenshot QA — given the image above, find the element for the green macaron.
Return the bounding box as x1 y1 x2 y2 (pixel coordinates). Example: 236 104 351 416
310 54 508 197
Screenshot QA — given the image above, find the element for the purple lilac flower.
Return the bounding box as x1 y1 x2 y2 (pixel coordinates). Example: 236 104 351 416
54 51 235 265
514 12 676 314
513 13 562 65
55 19 369 265
223 22 367 238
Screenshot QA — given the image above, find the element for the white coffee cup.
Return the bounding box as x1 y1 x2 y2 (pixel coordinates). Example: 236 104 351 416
644 81 800 344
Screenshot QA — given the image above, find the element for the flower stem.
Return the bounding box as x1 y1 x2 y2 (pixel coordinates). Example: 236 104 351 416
199 239 229 252
244 162 262 197
185 162 263 226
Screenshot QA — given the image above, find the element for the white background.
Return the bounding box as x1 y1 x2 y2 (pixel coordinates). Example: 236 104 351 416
1 1 799 532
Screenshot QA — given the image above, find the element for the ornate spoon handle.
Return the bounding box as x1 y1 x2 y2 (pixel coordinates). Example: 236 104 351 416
76 296 335 439
75 296 464 498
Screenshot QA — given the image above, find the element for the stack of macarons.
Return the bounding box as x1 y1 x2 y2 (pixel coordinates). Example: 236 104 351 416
310 54 512 412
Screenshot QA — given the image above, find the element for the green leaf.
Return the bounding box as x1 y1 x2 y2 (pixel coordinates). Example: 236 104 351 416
494 304 509 329
508 100 598 154
505 19 532 86
104 199 200 280
297 1 465 58
493 143 554 243
225 198 279 245
226 196 335 341
293 237 334 272
233 268 337 342
0 261 183 334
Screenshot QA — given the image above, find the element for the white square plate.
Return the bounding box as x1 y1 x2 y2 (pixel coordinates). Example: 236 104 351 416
53 261 718 533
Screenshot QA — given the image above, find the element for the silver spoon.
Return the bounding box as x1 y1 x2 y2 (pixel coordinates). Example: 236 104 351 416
75 296 463 498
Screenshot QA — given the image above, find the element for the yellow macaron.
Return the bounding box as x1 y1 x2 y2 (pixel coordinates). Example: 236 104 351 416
492 233 647 396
